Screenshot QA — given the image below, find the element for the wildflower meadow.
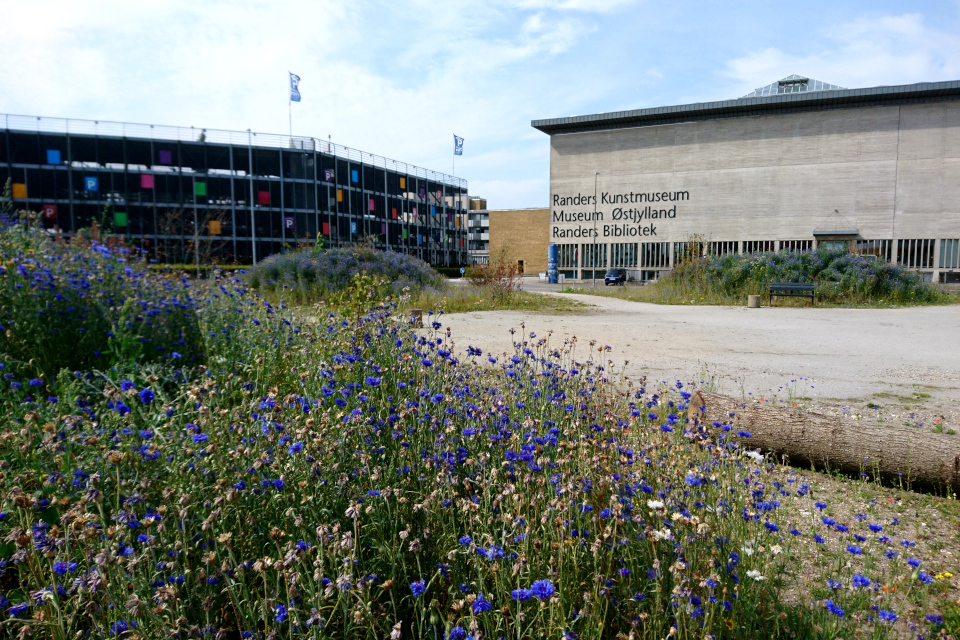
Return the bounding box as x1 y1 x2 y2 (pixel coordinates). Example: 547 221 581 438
0 212 957 639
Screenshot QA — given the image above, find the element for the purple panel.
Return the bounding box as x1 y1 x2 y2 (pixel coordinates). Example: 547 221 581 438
159 150 172 165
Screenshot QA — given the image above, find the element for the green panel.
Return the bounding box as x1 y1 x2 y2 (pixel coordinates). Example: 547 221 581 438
195 181 207 196
114 211 128 227
403 228 408 239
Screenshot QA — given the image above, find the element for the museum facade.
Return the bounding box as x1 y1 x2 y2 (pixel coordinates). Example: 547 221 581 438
533 76 960 283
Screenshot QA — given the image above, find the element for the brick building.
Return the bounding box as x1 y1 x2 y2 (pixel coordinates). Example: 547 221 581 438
488 208 550 275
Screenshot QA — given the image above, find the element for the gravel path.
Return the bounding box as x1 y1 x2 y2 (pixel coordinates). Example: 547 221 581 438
440 293 960 433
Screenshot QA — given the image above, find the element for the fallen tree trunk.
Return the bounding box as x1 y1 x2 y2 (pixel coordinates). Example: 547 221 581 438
699 391 960 493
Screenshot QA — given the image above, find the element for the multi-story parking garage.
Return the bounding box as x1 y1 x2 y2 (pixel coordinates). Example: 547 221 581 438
533 76 960 283
0 114 470 266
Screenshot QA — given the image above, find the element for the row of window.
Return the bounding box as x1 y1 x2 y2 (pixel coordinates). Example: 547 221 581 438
554 239 960 270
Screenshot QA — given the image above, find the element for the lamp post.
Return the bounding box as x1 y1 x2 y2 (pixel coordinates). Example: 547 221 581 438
592 172 599 288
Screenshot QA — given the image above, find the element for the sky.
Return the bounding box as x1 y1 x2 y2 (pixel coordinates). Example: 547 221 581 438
2 1 960 208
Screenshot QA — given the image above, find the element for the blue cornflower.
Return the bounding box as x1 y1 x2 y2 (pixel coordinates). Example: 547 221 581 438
274 604 287 623
365 377 381 387
421 358 433 367
511 588 533 601
868 523 883 532
29 378 43 387
821 517 835 526
120 380 136 391
410 580 426 597
109 619 136 636
846 545 863 555
851 574 871 588
736 430 751 438
660 424 674 433
826 579 842 590
138 388 155 404
907 558 921 568
878 610 897 623
918 571 933 584
472 594 492 613
885 549 897 559
447 627 467 640
530 580 555 599
824 600 844 617
8 602 29 617
288 442 303 454
765 522 779 533
171 352 181 359
192 433 209 443
814 502 827 510
926 614 944 625
459 536 472 546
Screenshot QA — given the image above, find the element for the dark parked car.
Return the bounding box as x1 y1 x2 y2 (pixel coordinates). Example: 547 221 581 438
604 268 626 286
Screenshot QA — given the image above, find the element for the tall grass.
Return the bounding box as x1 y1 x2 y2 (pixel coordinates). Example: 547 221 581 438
0 219 956 639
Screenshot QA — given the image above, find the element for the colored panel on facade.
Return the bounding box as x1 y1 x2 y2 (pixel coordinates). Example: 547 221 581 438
284 216 295 231
351 169 358 183
46 149 61 165
368 198 375 211
84 177 98 192
431 206 435 216
209 220 222 235
399 177 406 189
448 213 453 223
417 234 422 245
403 228 408 239
455 216 460 227
381 223 386 234
12 183 26 199
258 191 270 205
113 211 128 227
324 169 334 182
159 150 172 165
419 188 425 199
391 207 397 220
322 222 330 235
42 203 57 219
141 174 154 189
195 182 207 196
336 189 343 202
351 221 357 234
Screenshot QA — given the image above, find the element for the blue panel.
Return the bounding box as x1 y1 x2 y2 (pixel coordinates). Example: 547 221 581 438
351 169 359 183
84 176 99 192
350 221 357 234
46 149 61 165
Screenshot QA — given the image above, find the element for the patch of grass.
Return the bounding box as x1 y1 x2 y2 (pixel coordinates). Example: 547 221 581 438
410 284 590 315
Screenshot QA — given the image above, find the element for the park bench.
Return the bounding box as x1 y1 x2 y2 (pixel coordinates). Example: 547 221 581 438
769 282 815 306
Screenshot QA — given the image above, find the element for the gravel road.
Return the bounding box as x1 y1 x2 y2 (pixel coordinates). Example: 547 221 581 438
439 291 960 432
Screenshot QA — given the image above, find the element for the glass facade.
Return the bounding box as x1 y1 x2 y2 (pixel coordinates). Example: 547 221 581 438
0 115 469 266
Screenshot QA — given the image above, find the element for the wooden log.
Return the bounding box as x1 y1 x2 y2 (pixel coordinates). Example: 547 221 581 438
699 391 960 493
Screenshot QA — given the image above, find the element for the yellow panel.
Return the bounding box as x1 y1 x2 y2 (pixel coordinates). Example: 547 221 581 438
209 220 222 235
400 177 406 189
337 189 343 203
12 183 26 199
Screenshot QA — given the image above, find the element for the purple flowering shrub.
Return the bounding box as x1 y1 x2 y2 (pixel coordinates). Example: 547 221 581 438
0 260 954 637
669 248 940 304
0 217 204 379
248 246 444 302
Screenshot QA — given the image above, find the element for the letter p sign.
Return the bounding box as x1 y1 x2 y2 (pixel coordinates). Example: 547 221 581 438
84 176 99 192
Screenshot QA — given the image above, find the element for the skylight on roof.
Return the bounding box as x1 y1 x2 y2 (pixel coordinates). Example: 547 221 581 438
742 75 846 98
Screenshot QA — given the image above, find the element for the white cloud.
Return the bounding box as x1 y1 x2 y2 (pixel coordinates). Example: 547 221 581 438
508 0 637 11
726 13 960 96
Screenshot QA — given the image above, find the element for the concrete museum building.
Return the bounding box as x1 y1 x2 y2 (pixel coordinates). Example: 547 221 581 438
532 76 960 283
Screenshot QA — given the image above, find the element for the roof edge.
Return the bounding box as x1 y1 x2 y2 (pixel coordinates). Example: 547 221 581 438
532 80 960 135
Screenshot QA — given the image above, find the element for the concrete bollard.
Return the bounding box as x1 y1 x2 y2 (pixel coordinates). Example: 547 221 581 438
410 309 423 327
747 295 761 308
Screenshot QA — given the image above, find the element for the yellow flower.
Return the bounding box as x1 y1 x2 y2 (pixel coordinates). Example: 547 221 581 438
935 572 953 580
724 618 735 629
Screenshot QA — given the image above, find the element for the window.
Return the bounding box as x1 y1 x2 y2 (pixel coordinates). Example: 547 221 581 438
854 240 891 262
640 242 669 268
708 241 737 257
558 244 578 268
940 239 960 269
610 243 638 268
781 240 813 253
743 240 775 254
897 239 934 269
580 243 606 268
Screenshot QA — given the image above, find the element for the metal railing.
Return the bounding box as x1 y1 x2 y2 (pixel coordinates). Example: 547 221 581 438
1 113 467 189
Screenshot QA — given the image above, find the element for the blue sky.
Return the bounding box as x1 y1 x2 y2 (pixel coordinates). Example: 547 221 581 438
2 1 959 208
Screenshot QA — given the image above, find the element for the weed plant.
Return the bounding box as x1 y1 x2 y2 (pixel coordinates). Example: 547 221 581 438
246 246 444 304
0 219 956 639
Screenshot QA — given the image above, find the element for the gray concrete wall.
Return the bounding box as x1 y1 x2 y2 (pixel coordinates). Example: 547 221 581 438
548 101 960 278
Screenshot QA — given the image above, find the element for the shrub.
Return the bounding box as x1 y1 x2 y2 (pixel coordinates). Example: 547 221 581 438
247 245 444 303
0 215 204 379
664 247 941 304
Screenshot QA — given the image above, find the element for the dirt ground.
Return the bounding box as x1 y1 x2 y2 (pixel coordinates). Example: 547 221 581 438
439 290 960 437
